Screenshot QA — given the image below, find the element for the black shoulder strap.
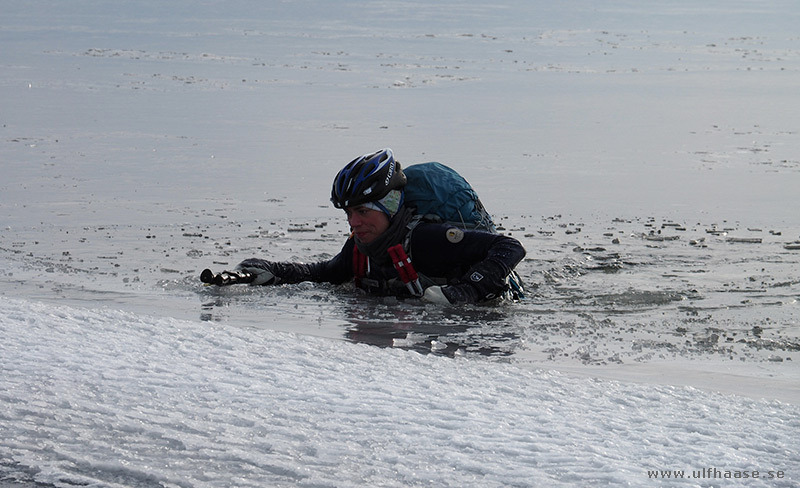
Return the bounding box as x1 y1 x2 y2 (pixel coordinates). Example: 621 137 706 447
402 214 425 251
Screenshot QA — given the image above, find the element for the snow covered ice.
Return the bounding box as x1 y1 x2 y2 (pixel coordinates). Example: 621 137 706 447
2 0 799 486
2 297 798 487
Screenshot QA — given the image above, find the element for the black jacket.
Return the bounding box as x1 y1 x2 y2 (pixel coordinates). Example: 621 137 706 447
246 221 525 300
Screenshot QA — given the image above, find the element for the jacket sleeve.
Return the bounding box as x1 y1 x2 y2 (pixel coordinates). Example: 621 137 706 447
463 233 526 299
238 238 355 285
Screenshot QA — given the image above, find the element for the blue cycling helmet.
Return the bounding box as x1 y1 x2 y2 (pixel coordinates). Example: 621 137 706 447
331 148 407 209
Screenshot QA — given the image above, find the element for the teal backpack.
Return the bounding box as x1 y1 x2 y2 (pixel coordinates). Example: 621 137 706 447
403 162 496 232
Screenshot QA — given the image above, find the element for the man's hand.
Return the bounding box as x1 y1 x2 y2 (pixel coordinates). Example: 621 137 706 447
422 284 478 304
235 259 279 286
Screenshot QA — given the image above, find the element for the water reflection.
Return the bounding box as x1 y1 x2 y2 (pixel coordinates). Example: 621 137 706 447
335 295 523 357
198 283 524 357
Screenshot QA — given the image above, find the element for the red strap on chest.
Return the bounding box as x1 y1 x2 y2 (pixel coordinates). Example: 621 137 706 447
388 244 424 296
352 243 424 296
353 245 368 279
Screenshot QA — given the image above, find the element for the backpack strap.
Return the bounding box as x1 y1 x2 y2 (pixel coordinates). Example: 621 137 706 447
402 214 425 251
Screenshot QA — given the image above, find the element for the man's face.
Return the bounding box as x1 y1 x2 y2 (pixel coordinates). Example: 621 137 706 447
345 205 390 244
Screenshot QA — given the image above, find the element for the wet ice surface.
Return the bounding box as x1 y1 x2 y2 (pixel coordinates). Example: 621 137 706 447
2 212 798 386
2 0 800 486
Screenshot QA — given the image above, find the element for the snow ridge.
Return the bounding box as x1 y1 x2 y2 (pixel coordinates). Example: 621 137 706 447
1 297 797 487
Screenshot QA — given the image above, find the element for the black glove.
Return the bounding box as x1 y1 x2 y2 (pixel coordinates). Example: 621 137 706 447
235 258 279 286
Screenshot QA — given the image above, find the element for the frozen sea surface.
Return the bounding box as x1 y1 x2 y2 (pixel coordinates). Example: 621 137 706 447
2 0 799 486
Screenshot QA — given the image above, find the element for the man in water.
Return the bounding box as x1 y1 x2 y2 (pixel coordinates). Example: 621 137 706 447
232 148 525 304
